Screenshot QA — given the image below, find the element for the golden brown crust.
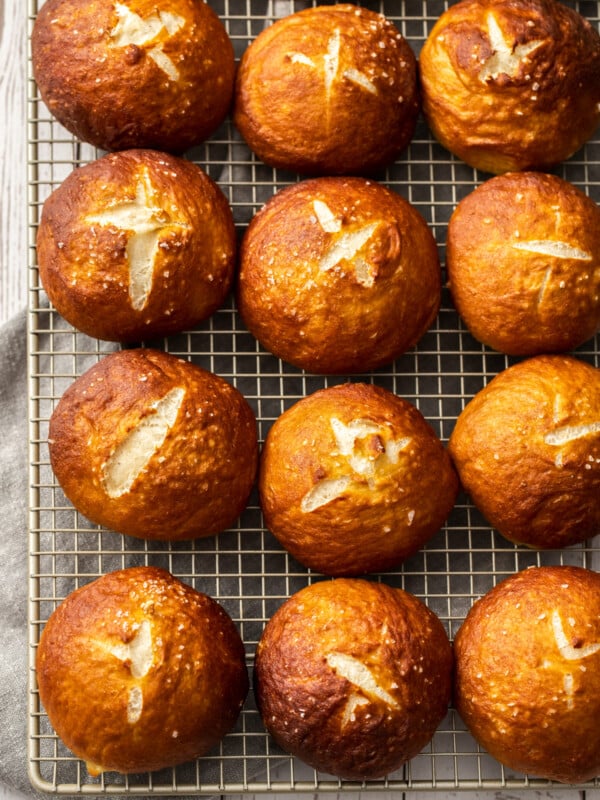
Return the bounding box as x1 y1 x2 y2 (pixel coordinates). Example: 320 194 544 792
32 0 234 152
48 348 258 541
254 578 453 780
448 355 600 549
454 565 600 783
419 0 600 173
233 4 419 175
259 383 458 575
37 150 236 342
446 172 600 355
37 566 249 775
237 177 441 374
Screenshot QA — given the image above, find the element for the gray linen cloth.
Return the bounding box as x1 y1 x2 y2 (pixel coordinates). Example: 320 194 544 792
0 309 43 798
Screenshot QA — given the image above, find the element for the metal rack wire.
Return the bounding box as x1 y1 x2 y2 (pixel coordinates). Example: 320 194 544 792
27 0 600 793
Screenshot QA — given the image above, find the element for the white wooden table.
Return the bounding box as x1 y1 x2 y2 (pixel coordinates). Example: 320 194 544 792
1 0 28 325
3 0 599 797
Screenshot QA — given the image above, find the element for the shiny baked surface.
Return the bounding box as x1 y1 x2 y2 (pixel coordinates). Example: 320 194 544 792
26 0 600 794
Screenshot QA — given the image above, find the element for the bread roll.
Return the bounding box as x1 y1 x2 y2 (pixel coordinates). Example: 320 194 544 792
446 171 600 355
254 578 453 780
419 0 600 174
454 565 600 783
237 177 441 374
37 566 249 775
233 4 419 175
449 355 600 549
32 0 234 152
259 382 458 576
37 149 236 342
48 348 258 541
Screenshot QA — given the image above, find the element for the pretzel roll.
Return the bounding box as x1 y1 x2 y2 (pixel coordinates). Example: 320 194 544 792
234 4 419 175
32 0 235 152
238 177 441 374
37 566 249 775
449 355 600 549
420 0 600 173
455 565 600 783
48 348 258 541
254 578 453 780
259 382 458 575
37 149 236 342
446 171 600 355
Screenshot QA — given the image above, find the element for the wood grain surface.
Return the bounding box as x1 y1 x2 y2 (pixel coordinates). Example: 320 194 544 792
0 0 27 324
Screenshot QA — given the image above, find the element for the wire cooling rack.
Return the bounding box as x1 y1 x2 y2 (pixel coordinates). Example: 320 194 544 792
27 0 600 794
